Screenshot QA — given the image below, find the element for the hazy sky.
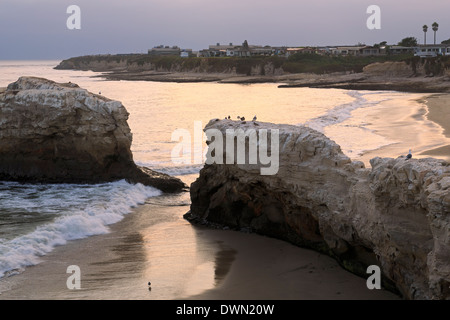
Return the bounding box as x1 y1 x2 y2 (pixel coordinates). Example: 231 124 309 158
0 0 449 60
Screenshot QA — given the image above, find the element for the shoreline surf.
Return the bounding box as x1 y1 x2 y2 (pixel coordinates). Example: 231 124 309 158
1 61 449 300
0 174 400 300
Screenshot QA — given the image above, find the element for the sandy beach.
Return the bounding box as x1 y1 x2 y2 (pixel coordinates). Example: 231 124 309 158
0 173 399 300
358 92 450 166
3 79 450 301
420 93 450 160
3 92 450 301
0 210 400 301
186 229 399 300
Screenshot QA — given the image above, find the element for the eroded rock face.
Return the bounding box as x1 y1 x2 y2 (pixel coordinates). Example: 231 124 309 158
363 61 417 78
0 77 186 192
186 119 450 299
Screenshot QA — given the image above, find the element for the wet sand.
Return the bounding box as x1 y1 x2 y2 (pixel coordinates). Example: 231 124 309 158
0 173 399 300
187 229 399 300
358 93 450 166
419 93 450 161
0 211 399 300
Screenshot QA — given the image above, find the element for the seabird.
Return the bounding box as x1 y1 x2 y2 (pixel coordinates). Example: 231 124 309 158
237 116 241 120
241 116 245 121
406 149 412 160
228 115 231 119
252 115 257 121
148 281 152 291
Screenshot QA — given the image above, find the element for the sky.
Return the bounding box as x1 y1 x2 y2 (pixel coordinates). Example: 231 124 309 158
0 0 449 60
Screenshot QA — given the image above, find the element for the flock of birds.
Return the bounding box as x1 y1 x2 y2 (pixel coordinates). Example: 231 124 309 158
221 116 414 160
224 115 257 123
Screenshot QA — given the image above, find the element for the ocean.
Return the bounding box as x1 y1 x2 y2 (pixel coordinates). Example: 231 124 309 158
0 60 445 299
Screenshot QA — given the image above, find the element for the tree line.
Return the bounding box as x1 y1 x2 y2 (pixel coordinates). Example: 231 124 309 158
394 22 449 47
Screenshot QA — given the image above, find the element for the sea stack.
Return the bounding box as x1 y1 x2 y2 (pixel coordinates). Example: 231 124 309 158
0 76 186 192
185 119 450 299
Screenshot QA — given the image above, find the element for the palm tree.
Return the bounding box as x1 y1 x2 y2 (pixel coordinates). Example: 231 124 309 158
423 25 428 45
432 22 439 45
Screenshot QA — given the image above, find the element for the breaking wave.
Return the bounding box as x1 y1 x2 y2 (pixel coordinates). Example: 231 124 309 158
0 180 161 279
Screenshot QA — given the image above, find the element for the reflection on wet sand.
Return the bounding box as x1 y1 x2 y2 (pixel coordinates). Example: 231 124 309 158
142 221 237 298
213 244 237 285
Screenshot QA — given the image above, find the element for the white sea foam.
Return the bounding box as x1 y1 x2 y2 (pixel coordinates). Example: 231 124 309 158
303 90 397 157
0 180 161 279
304 91 382 132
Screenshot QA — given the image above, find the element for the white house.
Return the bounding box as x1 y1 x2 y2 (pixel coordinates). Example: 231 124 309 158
414 45 450 57
331 46 366 56
388 46 415 55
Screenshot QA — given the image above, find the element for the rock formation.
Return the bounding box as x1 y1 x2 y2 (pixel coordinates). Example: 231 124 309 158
185 119 450 299
0 77 186 193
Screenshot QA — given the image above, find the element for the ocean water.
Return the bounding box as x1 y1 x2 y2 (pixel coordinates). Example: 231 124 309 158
0 60 443 297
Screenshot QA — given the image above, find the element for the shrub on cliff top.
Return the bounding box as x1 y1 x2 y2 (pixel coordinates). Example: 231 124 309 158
284 53 413 74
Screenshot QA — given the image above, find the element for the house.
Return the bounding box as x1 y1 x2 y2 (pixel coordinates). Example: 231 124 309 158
248 45 273 56
414 44 450 57
316 47 332 55
200 43 236 57
358 46 382 56
331 46 366 56
271 46 288 56
200 41 274 57
226 48 251 57
180 49 193 58
149 45 181 56
285 47 303 57
387 46 415 55
285 47 317 57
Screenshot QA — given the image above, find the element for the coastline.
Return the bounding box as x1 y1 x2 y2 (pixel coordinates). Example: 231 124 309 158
4 89 447 300
357 92 450 166
54 53 450 93
185 116 450 299
419 93 450 160
97 69 450 93
2 63 449 300
0 177 399 300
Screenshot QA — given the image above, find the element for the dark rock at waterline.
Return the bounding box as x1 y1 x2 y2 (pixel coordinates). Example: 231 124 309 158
0 77 186 193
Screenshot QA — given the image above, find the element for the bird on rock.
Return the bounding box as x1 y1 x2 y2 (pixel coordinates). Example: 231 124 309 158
406 149 412 160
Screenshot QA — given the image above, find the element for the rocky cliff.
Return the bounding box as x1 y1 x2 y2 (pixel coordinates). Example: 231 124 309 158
363 57 450 78
55 54 450 91
0 77 186 192
55 54 285 77
185 119 450 299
